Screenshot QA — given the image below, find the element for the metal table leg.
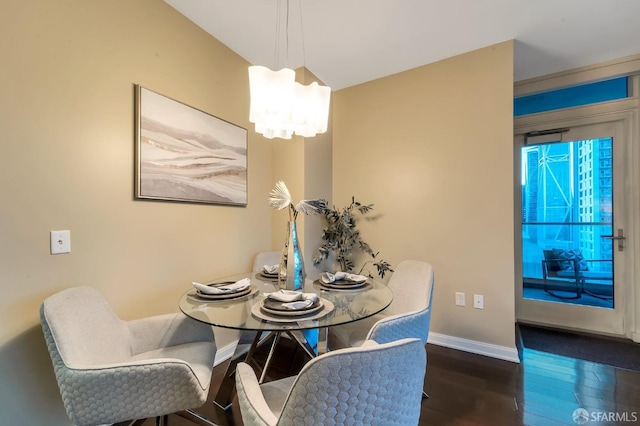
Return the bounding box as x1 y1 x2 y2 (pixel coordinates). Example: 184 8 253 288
213 330 264 411
286 330 317 360
213 327 322 410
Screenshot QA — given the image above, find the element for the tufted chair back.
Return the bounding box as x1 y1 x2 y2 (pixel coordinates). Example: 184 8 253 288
42 286 132 366
328 260 434 348
236 338 426 426
252 251 282 272
367 260 434 345
386 260 433 317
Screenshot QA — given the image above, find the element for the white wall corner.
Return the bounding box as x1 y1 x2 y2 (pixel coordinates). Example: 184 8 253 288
428 332 521 363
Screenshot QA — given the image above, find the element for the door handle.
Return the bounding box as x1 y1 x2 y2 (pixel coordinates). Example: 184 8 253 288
602 228 625 251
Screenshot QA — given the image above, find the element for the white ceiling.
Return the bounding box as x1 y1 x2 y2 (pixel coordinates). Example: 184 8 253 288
164 0 640 91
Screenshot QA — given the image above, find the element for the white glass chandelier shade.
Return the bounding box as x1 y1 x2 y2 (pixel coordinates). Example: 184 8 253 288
248 65 331 139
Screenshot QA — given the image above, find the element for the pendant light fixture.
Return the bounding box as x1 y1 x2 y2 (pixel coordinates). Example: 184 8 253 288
248 0 331 139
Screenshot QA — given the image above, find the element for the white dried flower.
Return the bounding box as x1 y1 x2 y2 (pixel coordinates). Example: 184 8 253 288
269 181 326 221
268 181 292 210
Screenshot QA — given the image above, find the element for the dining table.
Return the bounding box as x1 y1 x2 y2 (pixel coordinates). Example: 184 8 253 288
179 270 393 410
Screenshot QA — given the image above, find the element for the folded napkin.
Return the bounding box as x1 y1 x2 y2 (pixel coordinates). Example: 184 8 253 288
321 271 367 284
264 289 318 303
282 299 314 310
262 264 279 274
192 278 250 295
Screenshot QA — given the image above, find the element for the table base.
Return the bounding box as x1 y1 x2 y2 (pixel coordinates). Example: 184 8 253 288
213 327 326 410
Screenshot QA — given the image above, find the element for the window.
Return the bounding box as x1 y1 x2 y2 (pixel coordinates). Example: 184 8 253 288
514 77 628 117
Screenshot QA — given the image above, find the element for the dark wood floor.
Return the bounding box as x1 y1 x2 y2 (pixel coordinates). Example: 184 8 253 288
122 333 640 426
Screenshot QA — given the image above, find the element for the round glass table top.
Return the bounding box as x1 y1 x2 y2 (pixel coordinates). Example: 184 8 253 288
179 272 393 332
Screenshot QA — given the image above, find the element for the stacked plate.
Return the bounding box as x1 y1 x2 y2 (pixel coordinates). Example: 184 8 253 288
319 277 368 290
195 282 253 301
258 270 279 281
260 298 324 317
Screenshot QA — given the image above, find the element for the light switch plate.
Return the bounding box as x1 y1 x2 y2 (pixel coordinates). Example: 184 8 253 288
50 230 71 254
473 294 484 309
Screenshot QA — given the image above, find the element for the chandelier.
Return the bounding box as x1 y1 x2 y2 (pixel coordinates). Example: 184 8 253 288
248 0 331 139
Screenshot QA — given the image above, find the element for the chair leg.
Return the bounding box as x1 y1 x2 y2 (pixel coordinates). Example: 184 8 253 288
581 279 613 301
154 415 170 426
543 278 581 299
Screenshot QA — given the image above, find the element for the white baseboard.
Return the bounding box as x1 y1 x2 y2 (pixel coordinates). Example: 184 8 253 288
217 333 521 365
428 332 521 363
214 341 237 366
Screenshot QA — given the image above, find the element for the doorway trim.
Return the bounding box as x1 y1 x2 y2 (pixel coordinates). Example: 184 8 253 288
514 77 640 341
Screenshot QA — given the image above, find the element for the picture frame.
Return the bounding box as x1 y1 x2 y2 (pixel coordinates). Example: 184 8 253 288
135 85 247 206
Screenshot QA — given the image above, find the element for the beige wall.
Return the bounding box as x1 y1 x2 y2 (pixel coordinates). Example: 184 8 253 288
0 1 516 422
0 1 274 424
333 41 516 349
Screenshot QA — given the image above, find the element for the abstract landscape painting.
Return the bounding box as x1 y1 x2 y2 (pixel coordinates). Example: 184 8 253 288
135 86 247 206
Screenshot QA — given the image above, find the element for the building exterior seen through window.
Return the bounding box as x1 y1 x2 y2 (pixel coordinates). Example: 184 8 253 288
521 139 613 301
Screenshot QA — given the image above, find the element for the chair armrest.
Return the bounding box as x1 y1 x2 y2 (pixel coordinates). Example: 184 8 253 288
235 363 278 426
128 313 214 355
366 308 431 345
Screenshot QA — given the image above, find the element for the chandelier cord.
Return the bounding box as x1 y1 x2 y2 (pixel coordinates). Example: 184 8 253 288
273 0 282 70
273 0 306 71
285 0 290 69
298 0 307 68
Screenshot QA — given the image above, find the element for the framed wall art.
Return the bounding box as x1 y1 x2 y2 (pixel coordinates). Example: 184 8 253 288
135 85 247 206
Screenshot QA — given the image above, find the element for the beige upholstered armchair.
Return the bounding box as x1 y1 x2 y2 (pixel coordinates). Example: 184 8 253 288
235 338 426 426
328 260 434 348
40 286 217 426
252 251 281 272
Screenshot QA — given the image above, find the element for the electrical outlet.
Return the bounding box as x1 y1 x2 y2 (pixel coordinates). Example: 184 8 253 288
455 292 466 306
50 230 71 255
474 294 484 309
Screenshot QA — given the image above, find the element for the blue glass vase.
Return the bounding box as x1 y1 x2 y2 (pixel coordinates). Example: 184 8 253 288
279 221 305 291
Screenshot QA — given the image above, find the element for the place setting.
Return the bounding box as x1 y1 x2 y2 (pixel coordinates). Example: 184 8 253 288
315 271 370 291
251 289 334 323
191 278 258 301
255 264 280 282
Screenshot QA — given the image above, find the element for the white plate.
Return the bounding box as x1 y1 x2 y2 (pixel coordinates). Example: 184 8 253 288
260 299 324 317
251 298 335 323
315 279 369 290
257 272 279 281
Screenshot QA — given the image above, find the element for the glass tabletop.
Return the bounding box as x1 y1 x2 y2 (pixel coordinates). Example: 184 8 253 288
179 272 393 332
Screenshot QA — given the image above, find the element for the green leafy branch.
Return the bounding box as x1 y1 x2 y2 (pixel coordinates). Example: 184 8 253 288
313 197 393 278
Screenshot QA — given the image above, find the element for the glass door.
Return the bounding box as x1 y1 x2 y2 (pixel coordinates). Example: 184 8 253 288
522 137 614 307
516 120 627 336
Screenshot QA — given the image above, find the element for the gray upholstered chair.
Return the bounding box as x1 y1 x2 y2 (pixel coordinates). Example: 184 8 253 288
252 250 281 272
235 338 426 426
40 286 217 426
328 260 434 348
